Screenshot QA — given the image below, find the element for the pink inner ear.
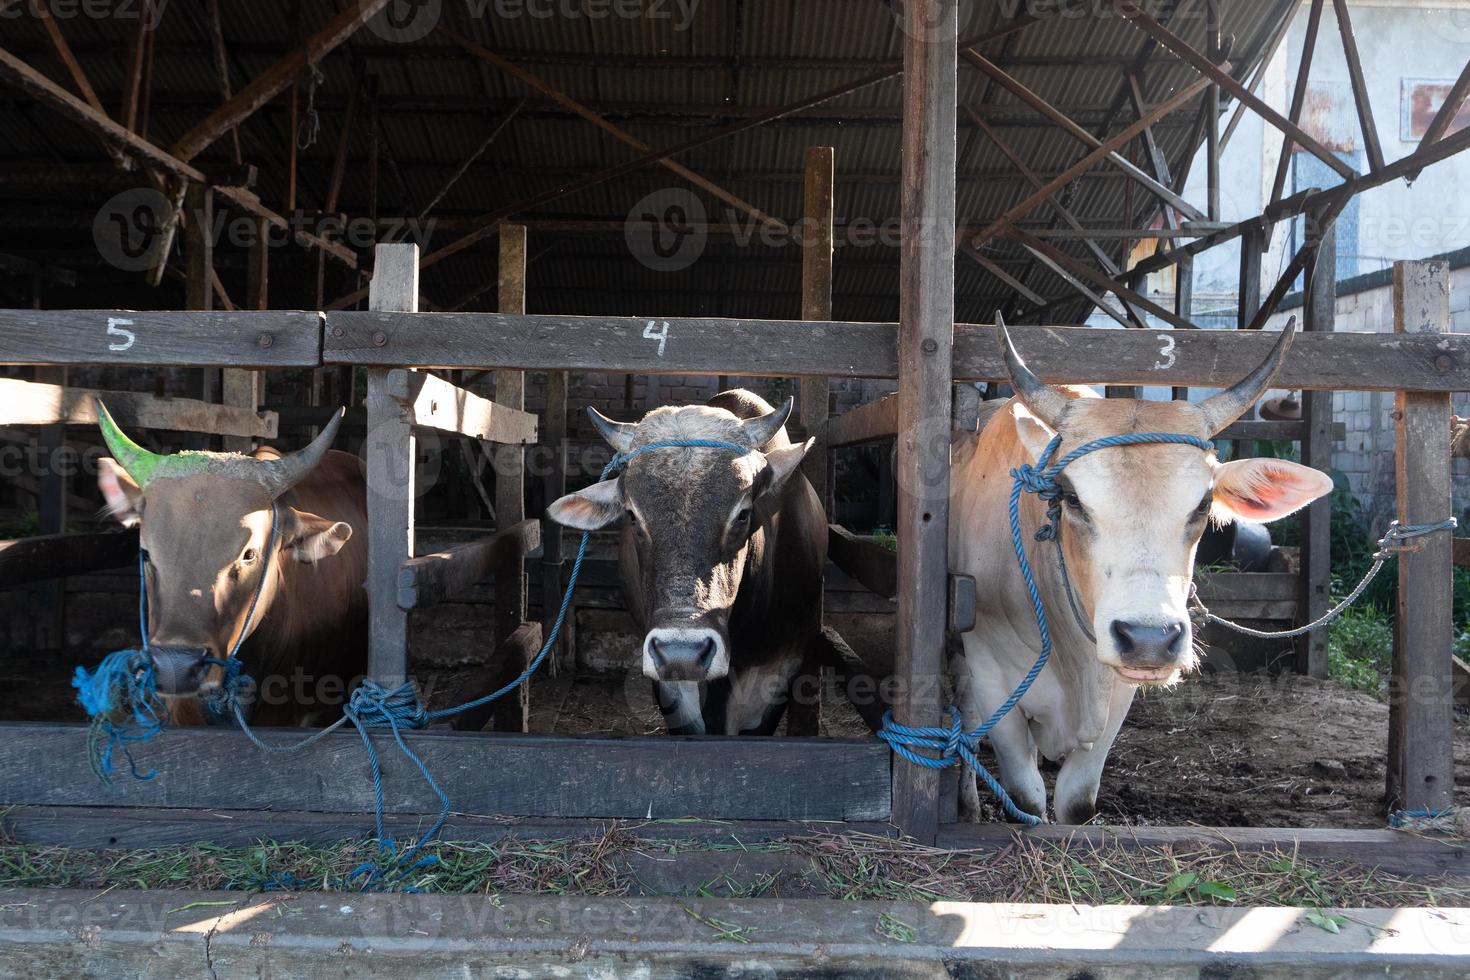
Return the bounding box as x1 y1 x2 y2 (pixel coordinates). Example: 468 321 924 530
1217 462 1329 522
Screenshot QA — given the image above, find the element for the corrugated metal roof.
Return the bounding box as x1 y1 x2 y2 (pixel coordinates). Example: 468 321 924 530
0 0 1293 322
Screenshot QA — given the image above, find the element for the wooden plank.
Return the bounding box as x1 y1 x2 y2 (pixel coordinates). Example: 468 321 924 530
364 244 419 689
822 393 898 447
0 723 892 823
0 310 321 367
403 371 537 445
169 0 392 162
323 314 1470 393
492 225 530 733
398 520 541 610
0 529 138 588
1387 260 1456 816
0 807 893 851
815 626 890 735
0 380 276 438
1220 419 1344 442
541 368 571 667
1298 211 1337 679
938 825 1469 879
1454 539 1470 567
893 0 954 844
828 524 898 600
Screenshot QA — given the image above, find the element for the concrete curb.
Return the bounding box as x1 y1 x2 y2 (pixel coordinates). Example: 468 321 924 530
1 888 1467 978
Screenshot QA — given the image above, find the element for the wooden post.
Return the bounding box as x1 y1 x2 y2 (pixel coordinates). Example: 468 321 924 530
31 275 65 651
1172 252 1193 401
223 218 268 453
364 243 419 688
1297 208 1335 679
182 182 216 427
492 225 530 731
1231 223 1265 459
893 0 955 843
541 365 571 671
1386 260 1456 816
789 145 835 737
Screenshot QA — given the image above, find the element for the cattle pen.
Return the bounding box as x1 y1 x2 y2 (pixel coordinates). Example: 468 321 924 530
1 0 1469 973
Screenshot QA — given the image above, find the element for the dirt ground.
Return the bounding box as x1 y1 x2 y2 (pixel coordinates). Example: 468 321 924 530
8 643 1467 830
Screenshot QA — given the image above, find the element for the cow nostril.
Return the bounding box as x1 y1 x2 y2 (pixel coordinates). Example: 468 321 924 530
695 637 715 671
1109 620 1134 654
1110 620 1187 662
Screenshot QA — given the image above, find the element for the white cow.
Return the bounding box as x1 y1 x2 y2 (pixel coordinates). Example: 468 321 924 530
950 315 1333 824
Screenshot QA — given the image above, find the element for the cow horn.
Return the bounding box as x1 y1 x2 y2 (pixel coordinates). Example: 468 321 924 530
96 398 164 486
996 310 1069 429
740 396 793 448
1198 315 1298 436
587 407 636 452
255 407 344 496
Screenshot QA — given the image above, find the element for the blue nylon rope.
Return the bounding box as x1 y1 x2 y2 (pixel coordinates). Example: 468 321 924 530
73 439 751 889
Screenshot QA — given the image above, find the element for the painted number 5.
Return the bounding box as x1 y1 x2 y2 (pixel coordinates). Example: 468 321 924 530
643 319 670 357
106 316 136 352
1153 333 1176 370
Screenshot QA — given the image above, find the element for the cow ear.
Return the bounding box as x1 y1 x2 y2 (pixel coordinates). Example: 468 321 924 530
97 457 143 527
548 478 623 530
755 439 813 504
1212 458 1334 524
1012 404 1055 462
285 508 353 563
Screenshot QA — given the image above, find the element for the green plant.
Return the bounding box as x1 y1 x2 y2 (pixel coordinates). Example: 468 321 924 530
1327 606 1393 696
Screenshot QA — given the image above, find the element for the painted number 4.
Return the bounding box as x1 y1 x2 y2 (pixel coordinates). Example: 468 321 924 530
643 319 670 357
1153 333 1176 370
106 316 136 352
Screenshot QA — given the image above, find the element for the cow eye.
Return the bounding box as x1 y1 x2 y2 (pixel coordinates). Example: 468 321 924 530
1062 490 1083 512
1195 494 1213 517
734 507 752 526
240 547 259 565
625 509 639 526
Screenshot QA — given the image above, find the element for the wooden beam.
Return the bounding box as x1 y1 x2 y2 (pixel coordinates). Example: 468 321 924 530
1329 0 1384 173
1015 239 1136 330
437 29 783 233
363 243 419 689
491 225 530 733
204 0 242 163
1008 227 1198 330
965 109 1124 276
1121 4 1355 180
892 0 954 844
1270 0 1326 206
398 519 540 610
321 311 1470 394
0 722 891 823
399 370 538 445
169 0 392 162
962 246 1047 307
962 51 1203 222
1386 260 1456 816
0 48 357 269
799 146 835 506
0 529 138 588
1127 72 1179 229
971 73 1213 246
829 524 898 603
827 393 898 448
0 310 321 367
416 97 525 223
0 380 275 438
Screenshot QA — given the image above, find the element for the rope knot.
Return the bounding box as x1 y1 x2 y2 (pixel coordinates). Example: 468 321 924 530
345 680 430 731
1010 461 1056 497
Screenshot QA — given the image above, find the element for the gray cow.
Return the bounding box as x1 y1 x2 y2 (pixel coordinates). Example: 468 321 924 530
549 390 827 735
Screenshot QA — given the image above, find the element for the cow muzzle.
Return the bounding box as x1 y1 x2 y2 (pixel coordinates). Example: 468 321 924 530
642 627 729 682
1106 618 1190 685
149 646 211 694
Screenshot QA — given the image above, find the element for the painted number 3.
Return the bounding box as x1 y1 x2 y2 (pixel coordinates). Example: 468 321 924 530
1153 333 1176 370
106 316 136 352
643 319 670 357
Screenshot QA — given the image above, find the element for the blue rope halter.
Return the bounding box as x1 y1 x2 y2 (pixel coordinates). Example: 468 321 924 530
878 431 1216 826
73 438 752 889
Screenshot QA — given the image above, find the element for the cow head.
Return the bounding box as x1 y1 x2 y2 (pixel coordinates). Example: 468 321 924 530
548 398 812 683
94 401 352 694
999 314 1332 686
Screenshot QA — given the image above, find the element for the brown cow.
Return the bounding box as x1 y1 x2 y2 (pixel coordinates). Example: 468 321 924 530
95 402 367 727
